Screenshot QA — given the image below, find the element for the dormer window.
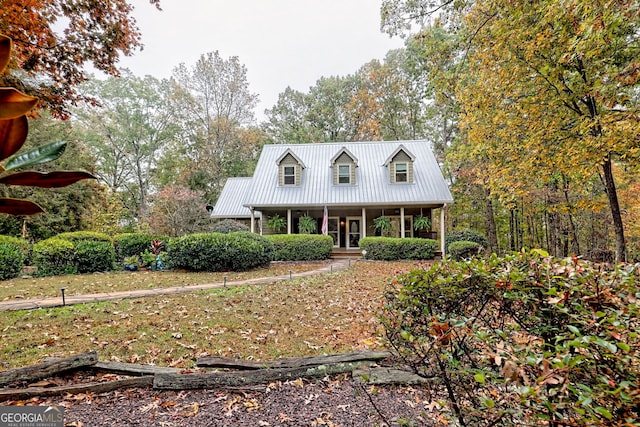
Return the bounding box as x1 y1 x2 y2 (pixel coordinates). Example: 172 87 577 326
331 147 358 186
276 148 305 187
283 166 296 185
395 162 408 183
338 164 351 184
384 144 415 184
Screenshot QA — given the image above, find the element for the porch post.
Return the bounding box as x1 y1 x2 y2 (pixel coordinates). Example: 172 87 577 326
250 208 255 234
400 207 405 238
440 204 447 256
361 207 366 239
287 209 292 234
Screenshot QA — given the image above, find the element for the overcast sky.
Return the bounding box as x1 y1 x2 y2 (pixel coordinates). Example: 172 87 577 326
118 0 405 120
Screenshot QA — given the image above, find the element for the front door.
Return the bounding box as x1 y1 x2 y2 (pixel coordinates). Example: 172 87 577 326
346 217 361 249
327 217 340 247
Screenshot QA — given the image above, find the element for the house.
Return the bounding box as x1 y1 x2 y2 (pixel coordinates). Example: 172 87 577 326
212 140 454 254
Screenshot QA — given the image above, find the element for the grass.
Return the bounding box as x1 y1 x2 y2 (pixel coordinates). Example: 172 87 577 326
0 261 328 300
0 260 421 369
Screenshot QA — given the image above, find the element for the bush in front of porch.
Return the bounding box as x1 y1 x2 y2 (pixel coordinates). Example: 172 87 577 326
266 234 333 261
360 237 438 261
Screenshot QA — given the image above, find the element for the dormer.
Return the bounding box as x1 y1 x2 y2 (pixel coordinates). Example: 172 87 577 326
330 147 358 185
383 144 415 184
276 149 305 186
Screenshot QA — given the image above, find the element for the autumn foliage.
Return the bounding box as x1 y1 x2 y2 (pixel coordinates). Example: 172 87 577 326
382 252 640 426
0 0 160 117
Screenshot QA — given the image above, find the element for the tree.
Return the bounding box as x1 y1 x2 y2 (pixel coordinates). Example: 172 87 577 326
263 87 320 144
382 0 640 261
0 0 161 118
170 51 260 202
75 70 178 222
147 185 212 237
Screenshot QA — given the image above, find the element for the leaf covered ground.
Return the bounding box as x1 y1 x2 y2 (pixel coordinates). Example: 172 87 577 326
1 260 443 426
0 261 421 369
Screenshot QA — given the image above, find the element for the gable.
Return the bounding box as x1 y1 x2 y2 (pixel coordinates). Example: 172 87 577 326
331 148 358 185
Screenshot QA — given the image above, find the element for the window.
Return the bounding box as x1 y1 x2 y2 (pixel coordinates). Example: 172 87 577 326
395 162 408 183
338 164 351 184
283 166 295 185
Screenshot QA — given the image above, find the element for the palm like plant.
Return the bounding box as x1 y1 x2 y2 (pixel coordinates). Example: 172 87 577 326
0 33 95 215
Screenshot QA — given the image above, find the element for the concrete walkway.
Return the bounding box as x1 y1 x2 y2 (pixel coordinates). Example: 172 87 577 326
0 259 354 312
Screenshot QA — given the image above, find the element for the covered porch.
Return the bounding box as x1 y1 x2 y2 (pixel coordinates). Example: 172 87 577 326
250 204 448 256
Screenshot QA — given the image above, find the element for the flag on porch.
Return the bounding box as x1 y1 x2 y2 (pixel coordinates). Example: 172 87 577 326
321 205 328 235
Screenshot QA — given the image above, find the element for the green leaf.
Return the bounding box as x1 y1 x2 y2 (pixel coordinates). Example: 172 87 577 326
3 140 67 170
567 325 581 336
474 372 486 384
0 170 95 188
594 406 613 420
616 342 630 352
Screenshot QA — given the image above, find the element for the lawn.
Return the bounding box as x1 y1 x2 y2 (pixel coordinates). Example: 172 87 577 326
0 261 329 301
0 260 420 369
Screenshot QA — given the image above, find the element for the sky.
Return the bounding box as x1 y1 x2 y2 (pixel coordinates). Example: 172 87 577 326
118 0 405 120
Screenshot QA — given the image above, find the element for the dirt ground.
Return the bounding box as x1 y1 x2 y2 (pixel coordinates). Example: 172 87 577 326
32 375 442 426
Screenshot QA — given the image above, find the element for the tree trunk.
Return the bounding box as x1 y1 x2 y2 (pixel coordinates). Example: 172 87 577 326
602 156 626 262
0 376 152 401
484 187 498 253
197 350 390 370
0 351 98 387
154 361 379 390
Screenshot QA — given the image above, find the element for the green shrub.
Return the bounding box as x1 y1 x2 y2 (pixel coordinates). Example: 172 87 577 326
448 240 483 260
0 235 32 265
396 238 438 260
33 238 77 276
166 232 273 272
74 240 115 273
113 233 169 260
212 219 249 234
381 251 640 426
444 228 488 251
360 237 438 260
0 243 24 280
55 231 112 243
266 234 333 261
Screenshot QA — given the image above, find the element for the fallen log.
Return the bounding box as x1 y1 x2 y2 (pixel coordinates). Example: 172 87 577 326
0 351 98 387
353 367 432 385
197 350 391 370
91 361 182 376
155 361 378 390
0 376 153 401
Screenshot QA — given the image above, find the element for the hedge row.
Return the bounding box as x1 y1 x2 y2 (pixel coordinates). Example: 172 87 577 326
33 232 116 276
166 232 273 272
3 230 340 279
360 237 438 260
266 234 333 261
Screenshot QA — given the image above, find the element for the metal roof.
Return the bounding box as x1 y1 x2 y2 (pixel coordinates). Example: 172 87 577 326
211 177 261 218
242 140 453 209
